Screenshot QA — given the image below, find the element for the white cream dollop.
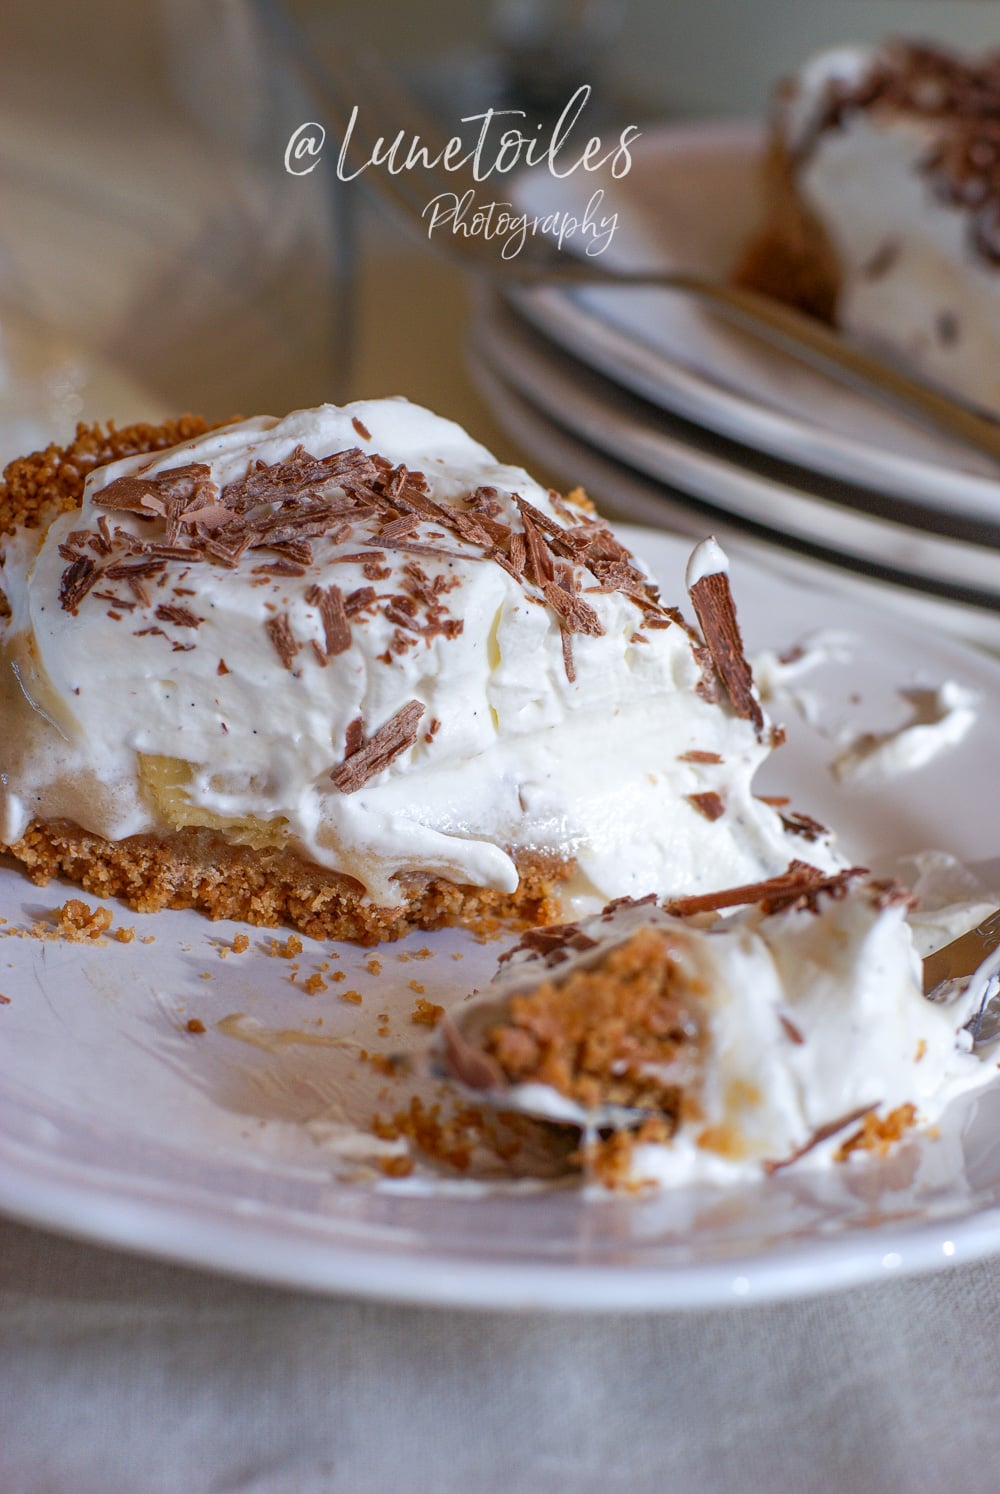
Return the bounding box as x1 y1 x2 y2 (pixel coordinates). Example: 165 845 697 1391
830 681 978 786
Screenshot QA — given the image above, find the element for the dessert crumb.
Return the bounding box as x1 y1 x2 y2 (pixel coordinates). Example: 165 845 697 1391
376 1154 415 1178
186 1017 206 1035
340 988 363 1005
411 996 445 1027
268 934 303 958
835 1103 918 1161
362 1050 396 1076
304 973 328 994
16 899 117 944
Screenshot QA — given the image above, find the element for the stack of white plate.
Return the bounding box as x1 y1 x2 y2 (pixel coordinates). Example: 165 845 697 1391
469 121 1000 651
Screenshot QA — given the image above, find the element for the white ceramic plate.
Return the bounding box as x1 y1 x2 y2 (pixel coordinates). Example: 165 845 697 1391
510 121 1000 526
4 528 1000 1310
472 296 1000 602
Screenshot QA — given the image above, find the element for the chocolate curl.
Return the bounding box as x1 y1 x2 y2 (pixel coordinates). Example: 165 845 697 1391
688 569 765 738
331 700 425 792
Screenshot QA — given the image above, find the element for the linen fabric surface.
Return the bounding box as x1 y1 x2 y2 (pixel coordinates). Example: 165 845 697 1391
4 1216 1000 1493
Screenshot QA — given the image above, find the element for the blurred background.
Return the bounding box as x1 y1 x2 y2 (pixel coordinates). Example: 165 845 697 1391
289 0 997 116
0 0 997 454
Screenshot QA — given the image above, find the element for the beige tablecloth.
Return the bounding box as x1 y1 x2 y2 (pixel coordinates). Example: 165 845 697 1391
4 1214 1000 1492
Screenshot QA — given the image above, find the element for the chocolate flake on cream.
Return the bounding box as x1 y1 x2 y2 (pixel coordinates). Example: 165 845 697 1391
265 613 299 670
331 700 426 793
688 791 726 822
155 603 201 629
688 570 765 736
664 861 866 918
306 583 352 657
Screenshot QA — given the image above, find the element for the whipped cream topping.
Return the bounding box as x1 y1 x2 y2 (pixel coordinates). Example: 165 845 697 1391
830 680 978 786
778 44 1000 414
468 879 995 1186
0 399 835 909
684 534 728 591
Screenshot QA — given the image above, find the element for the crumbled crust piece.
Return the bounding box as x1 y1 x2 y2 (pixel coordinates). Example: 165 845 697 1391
0 416 225 538
4 897 118 944
411 996 444 1026
483 926 704 1115
835 1103 919 1160
577 1116 674 1192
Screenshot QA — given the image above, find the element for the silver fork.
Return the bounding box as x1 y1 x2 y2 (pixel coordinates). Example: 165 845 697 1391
258 4 1000 469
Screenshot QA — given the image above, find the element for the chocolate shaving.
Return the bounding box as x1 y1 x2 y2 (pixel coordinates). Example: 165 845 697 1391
91 475 167 516
104 557 167 581
344 586 377 617
763 1104 879 1175
507 531 527 576
306 583 351 656
93 589 135 610
542 581 605 636
602 893 660 916
499 919 601 968
866 879 917 912
375 539 470 563
155 603 201 629
515 495 563 540
271 539 314 565
331 700 425 792
252 559 307 577
352 415 372 441
688 791 726 822
664 861 867 918
679 750 723 764
521 512 555 588
561 631 576 683
265 612 299 670
688 568 764 736
779 1014 806 1045
59 555 101 612
344 716 364 758
778 810 829 842
377 514 421 543
469 484 502 517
